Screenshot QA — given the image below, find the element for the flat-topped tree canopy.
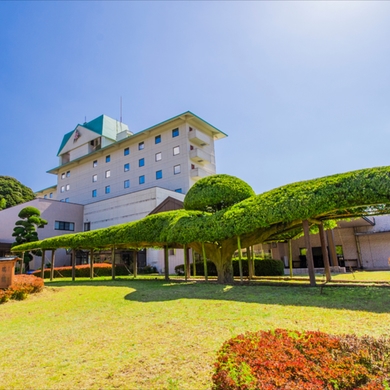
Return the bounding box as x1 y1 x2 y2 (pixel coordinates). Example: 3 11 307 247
12 166 390 282
184 174 255 213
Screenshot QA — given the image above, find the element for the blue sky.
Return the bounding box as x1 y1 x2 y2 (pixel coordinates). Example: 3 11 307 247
1 1 390 194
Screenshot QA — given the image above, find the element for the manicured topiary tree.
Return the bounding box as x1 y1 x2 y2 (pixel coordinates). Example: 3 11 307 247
11 166 390 284
183 174 256 282
12 206 48 272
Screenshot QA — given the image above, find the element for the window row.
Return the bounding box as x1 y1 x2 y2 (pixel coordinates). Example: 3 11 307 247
60 171 70 179
91 166 181 197
55 220 74 231
89 148 180 182
60 184 70 193
43 193 54 199
91 130 180 167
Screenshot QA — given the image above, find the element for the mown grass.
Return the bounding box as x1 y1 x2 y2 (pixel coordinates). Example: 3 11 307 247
1 276 390 389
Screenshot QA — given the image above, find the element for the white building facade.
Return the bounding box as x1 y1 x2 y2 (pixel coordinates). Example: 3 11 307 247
2 111 227 272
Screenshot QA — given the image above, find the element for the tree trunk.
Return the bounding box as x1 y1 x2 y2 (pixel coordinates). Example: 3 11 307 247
215 260 234 284
192 241 236 284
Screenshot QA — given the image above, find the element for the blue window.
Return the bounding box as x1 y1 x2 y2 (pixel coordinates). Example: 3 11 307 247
139 175 145 185
124 163 130 172
155 135 161 144
139 158 145 167
92 189 97 198
124 147 129 156
172 128 179 137
175 188 182 193
156 170 162 180
106 155 110 163
138 142 144 150
105 185 110 194
124 180 130 189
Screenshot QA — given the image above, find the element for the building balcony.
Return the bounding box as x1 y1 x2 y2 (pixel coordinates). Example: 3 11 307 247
190 167 209 180
190 148 211 165
188 128 211 146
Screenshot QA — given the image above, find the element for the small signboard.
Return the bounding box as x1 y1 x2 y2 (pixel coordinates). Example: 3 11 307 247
0 258 19 289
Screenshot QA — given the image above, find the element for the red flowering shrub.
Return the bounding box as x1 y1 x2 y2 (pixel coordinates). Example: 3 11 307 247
31 263 129 278
212 329 390 389
0 275 44 304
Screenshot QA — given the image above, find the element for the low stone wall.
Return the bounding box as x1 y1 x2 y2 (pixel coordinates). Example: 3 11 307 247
284 266 346 275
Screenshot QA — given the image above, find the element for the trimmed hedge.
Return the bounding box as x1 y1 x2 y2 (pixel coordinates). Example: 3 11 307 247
213 329 390 389
0 275 44 304
31 263 131 278
175 259 284 277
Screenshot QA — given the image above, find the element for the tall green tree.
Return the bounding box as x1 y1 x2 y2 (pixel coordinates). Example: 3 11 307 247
0 176 35 209
12 206 47 272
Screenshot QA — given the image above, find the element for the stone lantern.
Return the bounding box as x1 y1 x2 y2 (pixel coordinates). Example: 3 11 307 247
0 257 19 289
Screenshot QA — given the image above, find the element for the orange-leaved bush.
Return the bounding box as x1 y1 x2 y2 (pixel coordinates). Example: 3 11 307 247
31 263 130 278
0 274 44 303
212 329 390 389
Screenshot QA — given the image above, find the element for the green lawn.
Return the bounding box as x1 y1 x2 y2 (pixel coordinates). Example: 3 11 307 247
1 277 390 389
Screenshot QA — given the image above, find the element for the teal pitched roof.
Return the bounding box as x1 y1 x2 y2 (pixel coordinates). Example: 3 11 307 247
57 130 74 156
57 115 127 156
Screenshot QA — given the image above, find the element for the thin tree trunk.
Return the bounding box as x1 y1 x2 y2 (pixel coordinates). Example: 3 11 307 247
319 223 331 282
183 244 187 281
303 220 316 287
192 250 196 277
41 250 45 279
50 250 55 281
237 236 243 282
111 247 116 280
90 248 94 279
133 250 138 278
164 246 169 281
288 240 293 278
202 243 208 282
247 246 253 280
72 249 76 281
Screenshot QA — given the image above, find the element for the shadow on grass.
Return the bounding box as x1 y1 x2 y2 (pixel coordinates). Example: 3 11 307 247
44 277 390 314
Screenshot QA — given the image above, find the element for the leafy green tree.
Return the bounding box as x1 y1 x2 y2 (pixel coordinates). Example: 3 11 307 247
183 174 255 282
0 176 35 209
12 206 47 271
0 198 6 210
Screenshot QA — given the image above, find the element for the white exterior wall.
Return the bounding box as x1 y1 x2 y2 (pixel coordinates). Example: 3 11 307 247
283 216 390 270
84 187 185 229
354 215 390 269
146 248 185 274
